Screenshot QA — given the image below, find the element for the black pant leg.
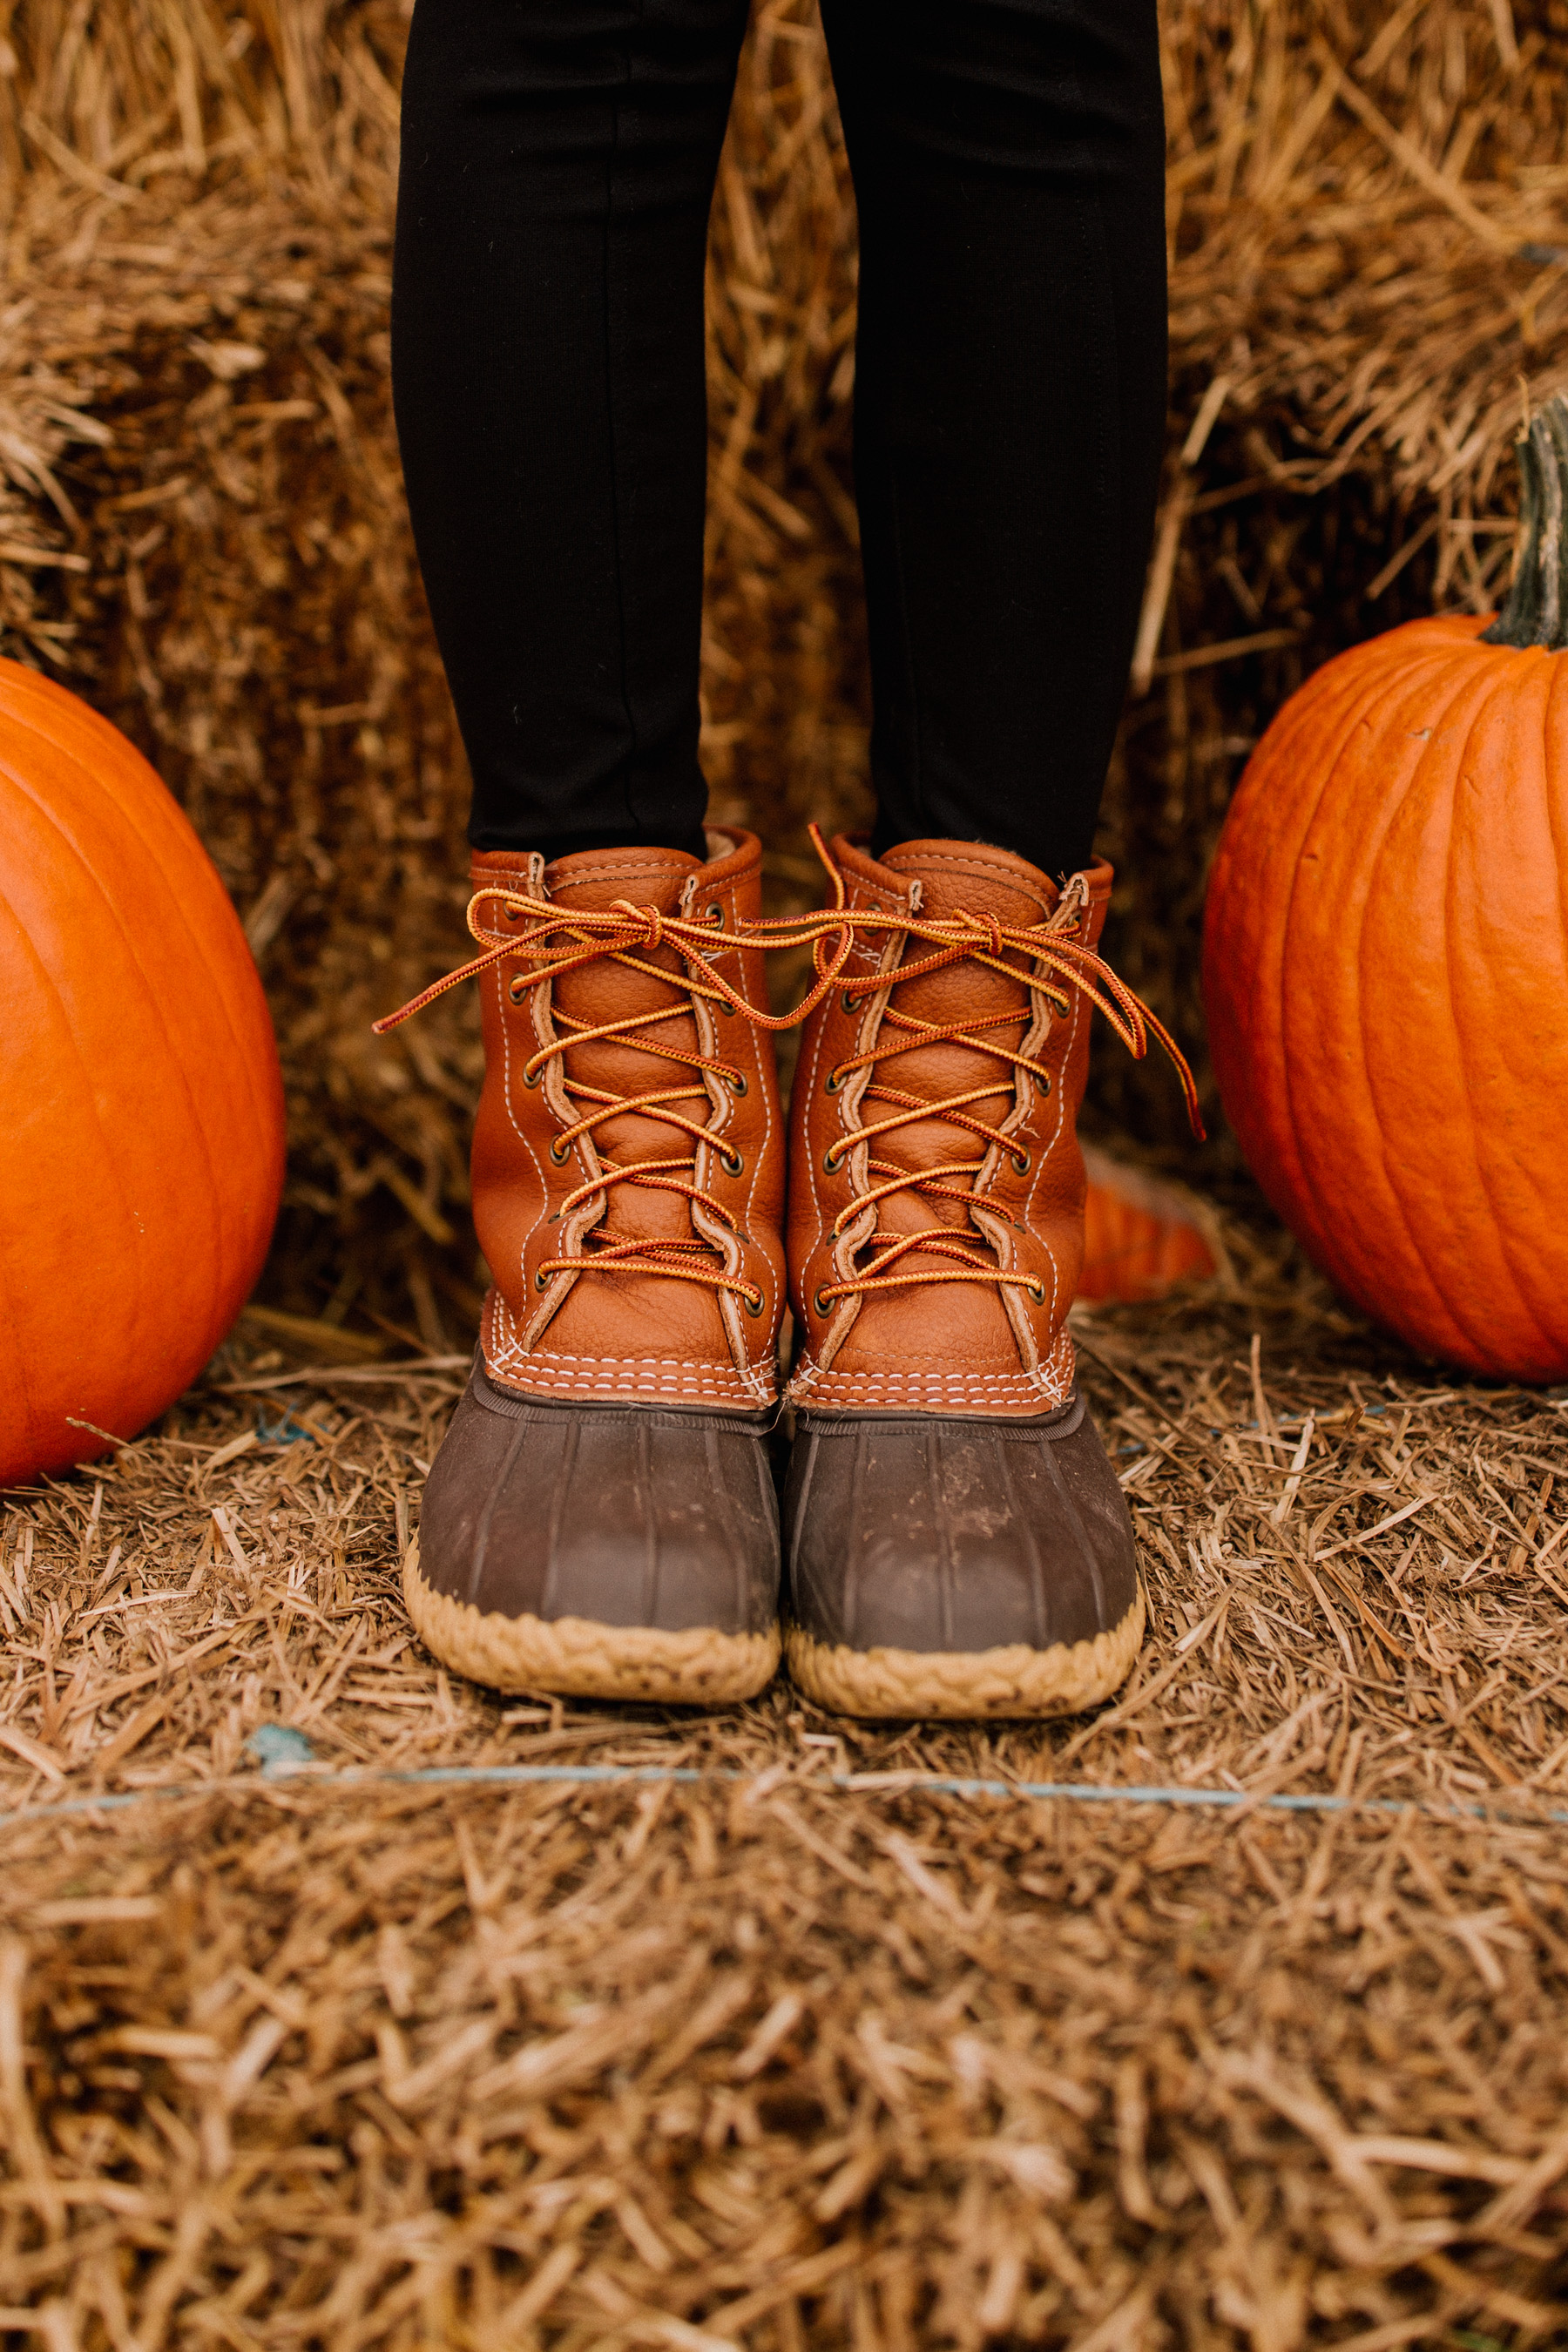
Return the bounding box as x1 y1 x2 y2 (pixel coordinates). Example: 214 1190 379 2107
393 0 750 862
818 0 1167 877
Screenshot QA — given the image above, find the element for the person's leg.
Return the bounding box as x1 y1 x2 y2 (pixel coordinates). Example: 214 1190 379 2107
819 0 1166 878
782 0 1171 1721
392 0 751 862
394 1 789 1710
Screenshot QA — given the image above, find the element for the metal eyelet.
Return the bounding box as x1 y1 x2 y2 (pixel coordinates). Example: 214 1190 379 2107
705 902 725 927
549 1138 571 1166
521 1061 541 1088
1011 1148 1031 1175
1039 1074 1051 1096
1024 1275 1045 1303
535 1267 553 1291
721 1145 745 1178
727 1070 748 1096
824 1066 844 1095
822 1145 842 1175
814 1287 836 1317
508 975 527 1004
505 907 523 925
841 989 860 1016
742 1288 765 1319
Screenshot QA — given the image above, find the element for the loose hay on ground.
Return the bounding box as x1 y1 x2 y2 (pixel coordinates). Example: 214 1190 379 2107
5 1779 1568 2349
4 1266 1568 2344
6 1253 1568 1814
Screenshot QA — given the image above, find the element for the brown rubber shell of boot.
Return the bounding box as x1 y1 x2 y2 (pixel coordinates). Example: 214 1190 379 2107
781 1393 1142 1720
407 1359 781 1705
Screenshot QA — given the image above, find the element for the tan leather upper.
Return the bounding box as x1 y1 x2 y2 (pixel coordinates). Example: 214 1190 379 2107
470 829 786 1410
786 834 1112 1419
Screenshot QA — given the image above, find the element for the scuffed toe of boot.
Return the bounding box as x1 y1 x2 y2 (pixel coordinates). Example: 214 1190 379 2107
408 1362 781 1704
782 1393 1142 1720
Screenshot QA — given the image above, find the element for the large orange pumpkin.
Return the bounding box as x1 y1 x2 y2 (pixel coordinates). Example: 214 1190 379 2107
1 662 285 1484
1202 399 1568 1382
1079 1146 1220 1304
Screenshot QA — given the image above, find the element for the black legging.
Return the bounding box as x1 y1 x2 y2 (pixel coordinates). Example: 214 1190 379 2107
392 0 1166 880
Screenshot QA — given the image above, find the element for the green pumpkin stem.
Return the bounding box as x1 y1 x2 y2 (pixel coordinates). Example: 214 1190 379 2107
1481 393 1568 652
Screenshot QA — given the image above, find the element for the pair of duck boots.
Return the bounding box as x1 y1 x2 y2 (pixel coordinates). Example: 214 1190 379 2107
407 827 1152 1721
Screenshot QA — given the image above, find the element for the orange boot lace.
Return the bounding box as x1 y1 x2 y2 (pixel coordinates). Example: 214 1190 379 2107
375 883 825 1312
374 828 1200 1317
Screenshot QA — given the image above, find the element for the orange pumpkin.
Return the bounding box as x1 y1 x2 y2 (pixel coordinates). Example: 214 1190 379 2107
1079 1146 1220 1304
1 662 285 1484
1202 398 1568 1382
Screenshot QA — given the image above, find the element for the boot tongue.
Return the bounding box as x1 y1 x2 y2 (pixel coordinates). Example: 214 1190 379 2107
541 846 713 1250
876 839 1060 929
544 843 703 918
854 841 1061 1242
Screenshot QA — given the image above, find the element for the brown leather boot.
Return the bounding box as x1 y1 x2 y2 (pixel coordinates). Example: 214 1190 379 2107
408 829 785 1704
782 834 1144 1720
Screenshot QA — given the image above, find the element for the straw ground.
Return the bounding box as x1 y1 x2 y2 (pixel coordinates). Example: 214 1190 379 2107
4 1244 1568 2346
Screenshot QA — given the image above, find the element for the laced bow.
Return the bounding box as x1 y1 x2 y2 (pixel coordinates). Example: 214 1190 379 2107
372 828 1201 1308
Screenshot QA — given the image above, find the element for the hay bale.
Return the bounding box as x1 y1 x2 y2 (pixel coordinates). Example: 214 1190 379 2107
1099 0 1568 1156
0 0 1565 1335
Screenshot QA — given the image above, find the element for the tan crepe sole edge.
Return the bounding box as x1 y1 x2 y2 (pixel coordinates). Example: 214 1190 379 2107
784 1581 1146 1721
402 1542 781 1705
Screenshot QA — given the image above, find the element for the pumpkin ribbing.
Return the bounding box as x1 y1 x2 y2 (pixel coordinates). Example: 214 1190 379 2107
0 663 285 1483
1201 417 1568 1383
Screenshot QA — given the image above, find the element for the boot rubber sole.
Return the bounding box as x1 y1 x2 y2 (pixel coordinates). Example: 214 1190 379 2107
403 1540 781 1705
783 1580 1145 1721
